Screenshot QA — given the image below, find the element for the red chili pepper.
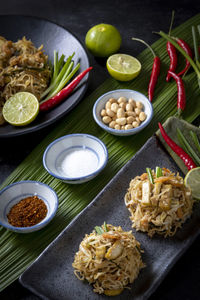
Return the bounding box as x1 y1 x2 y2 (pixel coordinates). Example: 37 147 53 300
176 38 193 76
131 38 160 102
40 67 93 111
166 42 177 82
167 71 186 115
148 56 161 102
158 122 196 170
166 11 177 82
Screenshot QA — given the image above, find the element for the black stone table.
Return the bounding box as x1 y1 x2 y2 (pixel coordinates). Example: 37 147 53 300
0 0 200 299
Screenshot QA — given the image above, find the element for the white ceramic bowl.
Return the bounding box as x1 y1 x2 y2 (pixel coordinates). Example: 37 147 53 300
0 181 58 233
43 134 108 184
93 89 153 136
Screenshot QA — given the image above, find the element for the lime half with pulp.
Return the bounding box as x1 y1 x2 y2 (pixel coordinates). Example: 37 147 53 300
184 167 200 200
2 92 39 126
106 54 141 81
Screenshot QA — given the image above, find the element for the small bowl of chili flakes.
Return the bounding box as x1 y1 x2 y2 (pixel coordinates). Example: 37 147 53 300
0 180 58 233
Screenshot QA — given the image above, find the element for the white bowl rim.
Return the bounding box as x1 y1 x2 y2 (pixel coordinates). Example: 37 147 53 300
43 133 108 181
93 89 153 134
0 180 59 232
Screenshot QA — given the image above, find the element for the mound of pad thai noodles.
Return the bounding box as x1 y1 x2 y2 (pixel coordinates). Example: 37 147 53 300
72 223 144 296
124 168 194 237
0 36 51 124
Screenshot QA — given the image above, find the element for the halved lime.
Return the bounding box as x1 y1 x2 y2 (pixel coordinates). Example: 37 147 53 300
106 54 141 81
184 167 200 200
2 92 39 126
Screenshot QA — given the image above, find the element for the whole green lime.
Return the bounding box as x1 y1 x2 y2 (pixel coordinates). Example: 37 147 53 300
85 24 122 57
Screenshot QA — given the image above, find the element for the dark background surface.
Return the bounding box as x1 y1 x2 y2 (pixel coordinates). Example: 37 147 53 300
0 0 200 299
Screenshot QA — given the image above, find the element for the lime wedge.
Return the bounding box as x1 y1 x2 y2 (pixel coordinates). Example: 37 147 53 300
184 167 200 200
2 92 39 126
106 54 141 81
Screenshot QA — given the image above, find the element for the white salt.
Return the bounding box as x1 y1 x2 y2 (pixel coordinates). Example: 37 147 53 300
60 148 99 178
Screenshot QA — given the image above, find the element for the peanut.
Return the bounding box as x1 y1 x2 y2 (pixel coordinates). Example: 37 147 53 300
116 117 126 125
102 116 112 124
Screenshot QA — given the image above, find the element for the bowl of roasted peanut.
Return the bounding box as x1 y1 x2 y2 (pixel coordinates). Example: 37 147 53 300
93 89 153 136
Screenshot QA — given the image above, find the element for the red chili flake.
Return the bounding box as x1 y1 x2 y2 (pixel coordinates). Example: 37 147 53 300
7 195 47 227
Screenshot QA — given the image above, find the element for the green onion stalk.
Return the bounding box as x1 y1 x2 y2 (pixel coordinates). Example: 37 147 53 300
95 222 108 235
40 51 80 103
156 166 163 178
146 168 154 184
95 226 104 235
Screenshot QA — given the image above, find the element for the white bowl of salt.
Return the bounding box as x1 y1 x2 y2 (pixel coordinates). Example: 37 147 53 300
43 134 108 184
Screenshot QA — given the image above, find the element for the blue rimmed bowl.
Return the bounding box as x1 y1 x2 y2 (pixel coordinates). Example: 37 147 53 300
43 134 108 184
0 181 58 233
93 89 153 136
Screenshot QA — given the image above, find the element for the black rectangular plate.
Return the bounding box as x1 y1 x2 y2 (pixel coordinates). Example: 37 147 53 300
20 135 200 300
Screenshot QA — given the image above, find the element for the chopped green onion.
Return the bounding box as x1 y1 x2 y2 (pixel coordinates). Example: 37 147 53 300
177 128 200 165
95 222 108 235
146 168 154 184
103 221 108 232
190 130 200 153
95 226 104 235
156 166 163 178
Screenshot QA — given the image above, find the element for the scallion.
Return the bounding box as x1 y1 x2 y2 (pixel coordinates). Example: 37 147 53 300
95 226 104 235
156 166 163 178
47 63 80 100
146 168 154 184
103 221 108 232
95 222 108 235
45 60 74 99
40 51 80 102
52 50 59 82
57 54 65 71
